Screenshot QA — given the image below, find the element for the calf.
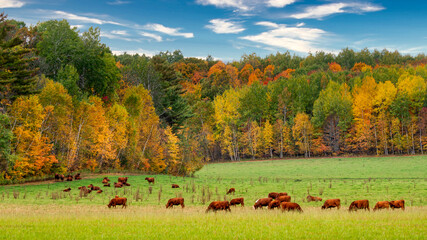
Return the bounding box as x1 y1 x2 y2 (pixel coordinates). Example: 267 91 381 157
123 182 131 186
226 188 235 195
253 198 273 209
114 182 123 188
102 179 109 184
87 184 101 191
108 197 127 208
166 197 185 208
307 195 322 202
230 198 244 207
349 199 370 211
277 195 291 203
389 200 405 210
268 200 282 209
373 201 390 211
281 202 303 212
145 177 155 184
172 184 180 188
206 201 231 213
322 199 341 210
103 183 111 187
97 190 103 194
63 187 71 192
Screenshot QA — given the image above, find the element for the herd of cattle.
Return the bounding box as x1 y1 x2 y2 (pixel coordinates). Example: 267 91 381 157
55 174 406 213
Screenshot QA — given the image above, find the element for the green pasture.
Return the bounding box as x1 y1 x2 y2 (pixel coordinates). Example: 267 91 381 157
0 205 425 239
0 155 425 207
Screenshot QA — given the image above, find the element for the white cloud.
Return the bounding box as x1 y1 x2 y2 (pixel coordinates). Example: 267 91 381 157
206 19 245 34
101 31 140 42
111 30 128 36
144 23 194 38
296 22 305 27
0 0 25 8
196 0 296 12
241 21 329 53
289 2 384 19
52 10 124 26
71 25 84 29
112 48 157 57
267 0 296 8
139 31 163 42
107 0 131 5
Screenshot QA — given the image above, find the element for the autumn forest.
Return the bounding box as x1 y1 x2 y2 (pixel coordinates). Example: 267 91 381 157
1 14 426 181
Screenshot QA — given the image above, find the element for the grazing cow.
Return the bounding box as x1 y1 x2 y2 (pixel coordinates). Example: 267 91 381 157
63 187 71 192
226 188 235 195
268 192 279 199
268 200 282 209
102 179 109 184
349 200 370 211
322 199 341 210
55 174 64 181
206 201 231 213
145 177 155 184
277 195 291 203
389 200 405 210
108 197 127 208
373 201 390 211
118 177 128 184
281 202 303 212
278 192 288 197
74 173 82 180
230 198 244 207
172 184 180 188
87 184 101 191
114 182 123 188
166 197 185 208
66 175 73 181
307 195 322 202
103 183 111 187
253 198 273 209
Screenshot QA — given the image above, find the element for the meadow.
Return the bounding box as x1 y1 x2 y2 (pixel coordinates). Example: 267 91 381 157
0 155 426 239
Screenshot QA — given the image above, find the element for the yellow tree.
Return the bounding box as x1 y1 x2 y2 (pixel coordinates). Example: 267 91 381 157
213 88 241 161
9 95 57 178
262 120 274 158
292 112 313 157
164 126 181 175
106 103 129 168
273 119 294 158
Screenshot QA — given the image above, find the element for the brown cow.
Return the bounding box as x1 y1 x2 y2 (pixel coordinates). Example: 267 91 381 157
281 202 303 212
268 192 287 199
230 198 244 207
114 182 123 188
253 198 273 209
322 199 341 209
166 197 185 208
389 200 405 210
145 177 155 184
307 195 322 202
87 184 101 191
268 200 282 209
373 201 390 211
63 187 71 192
66 175 73 181
349 200 370 211
74 173 82 180
103 183 111 187
172 184 180 188
123 182 131 186
55 174 64 181
97 190 103 194
108 197 127 208
206 201 231 213
226 188 235 195
277 195 291 203
118 177 128 184
102 178 109 184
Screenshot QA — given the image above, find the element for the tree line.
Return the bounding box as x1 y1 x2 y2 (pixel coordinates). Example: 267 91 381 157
0 13 426 179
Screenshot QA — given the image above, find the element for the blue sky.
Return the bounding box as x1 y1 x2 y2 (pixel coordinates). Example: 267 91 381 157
2 0 426 61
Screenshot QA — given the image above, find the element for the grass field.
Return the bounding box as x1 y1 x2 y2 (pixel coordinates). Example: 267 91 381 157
0 155 426 239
